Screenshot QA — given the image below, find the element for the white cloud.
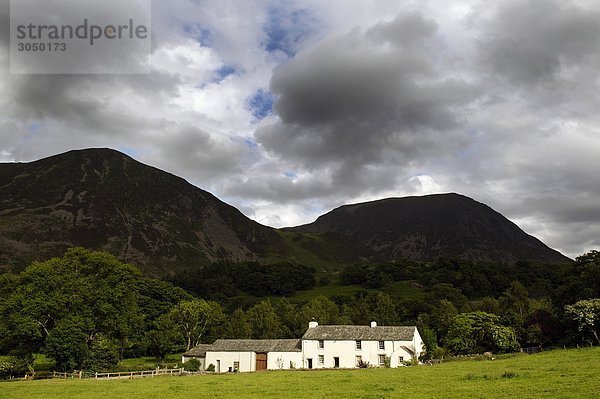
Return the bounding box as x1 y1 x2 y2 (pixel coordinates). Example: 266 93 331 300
0 0 598 258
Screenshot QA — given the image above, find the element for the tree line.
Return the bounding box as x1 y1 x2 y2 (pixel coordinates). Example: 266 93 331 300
1 248 600 376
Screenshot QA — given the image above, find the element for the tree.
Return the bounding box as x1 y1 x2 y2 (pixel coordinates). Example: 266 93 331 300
573 251 600 299
500 281 530 321
444 311 519 354
135 277 192 330
565 299 600 345
0 248 144 370
274 299 302 338
84 334 119 371
370 293 399 325
300 296 342 327
246 300 281 339
168 299 224 351
430 299 458 338
43 316 90 371
223 309 252 339
144 313 180 360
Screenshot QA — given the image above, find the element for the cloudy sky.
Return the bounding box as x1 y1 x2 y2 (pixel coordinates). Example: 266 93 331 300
1 0 599 258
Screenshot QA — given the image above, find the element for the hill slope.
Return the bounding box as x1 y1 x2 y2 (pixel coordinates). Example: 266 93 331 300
0 148 285 275
289 193 570 264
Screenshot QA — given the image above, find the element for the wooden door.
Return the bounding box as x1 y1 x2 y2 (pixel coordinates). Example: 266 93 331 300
256 353 267 371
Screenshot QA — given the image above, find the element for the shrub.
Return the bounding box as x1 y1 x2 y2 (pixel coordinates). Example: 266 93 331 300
183 358 201 372
357 360 370 369
206 363 216 372
385 356 392 368
401 357 419 367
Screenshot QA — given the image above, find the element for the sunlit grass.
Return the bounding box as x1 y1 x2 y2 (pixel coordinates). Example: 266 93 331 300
2 347 598 399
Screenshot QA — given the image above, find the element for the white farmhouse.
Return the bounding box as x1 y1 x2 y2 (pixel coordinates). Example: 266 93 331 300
302 321 424 369
183 322 424 372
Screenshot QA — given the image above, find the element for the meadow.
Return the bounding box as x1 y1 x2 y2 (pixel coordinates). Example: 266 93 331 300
1 347 598 399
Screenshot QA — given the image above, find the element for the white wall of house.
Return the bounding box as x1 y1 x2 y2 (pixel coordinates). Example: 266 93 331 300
267 352 303 370
203 351 302 372
205 351 255 372
302 328 423 369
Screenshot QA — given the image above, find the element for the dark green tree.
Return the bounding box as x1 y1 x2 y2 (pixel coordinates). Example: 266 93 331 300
223 309 252 339
0 248 144 370
44 316 90 371
247 300 281 339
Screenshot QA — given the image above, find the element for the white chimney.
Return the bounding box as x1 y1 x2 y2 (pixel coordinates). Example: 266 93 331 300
309 320 318 329
370 321 377 328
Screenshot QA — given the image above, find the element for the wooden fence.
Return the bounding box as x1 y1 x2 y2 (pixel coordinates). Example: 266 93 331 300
26 368 186 380
521 347 543 355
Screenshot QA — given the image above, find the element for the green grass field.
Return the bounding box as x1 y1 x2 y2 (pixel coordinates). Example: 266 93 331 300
2 347 598 398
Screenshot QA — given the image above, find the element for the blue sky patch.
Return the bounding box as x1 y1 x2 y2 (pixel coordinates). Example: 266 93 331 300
249 89 274 120
284 171 298 179
244 137 259 149
184 23 213 47
214 64 236 82
263 6 319 57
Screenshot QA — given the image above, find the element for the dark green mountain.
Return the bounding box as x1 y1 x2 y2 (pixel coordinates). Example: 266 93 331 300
0 148 286 275
288 194 570 264
0 149 570 275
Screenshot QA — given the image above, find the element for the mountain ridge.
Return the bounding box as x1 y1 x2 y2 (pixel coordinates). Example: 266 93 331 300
288 193 570 264
0 148 571 275
0 148 286 275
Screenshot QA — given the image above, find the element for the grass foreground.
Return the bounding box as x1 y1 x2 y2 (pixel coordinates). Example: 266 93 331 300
1 347 599 399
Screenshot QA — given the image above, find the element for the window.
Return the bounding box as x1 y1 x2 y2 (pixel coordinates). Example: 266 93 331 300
398 356 404 363
233 361 239 371
378 355 386 365
355 340 362 350
318 340 324 349
356 355 362 366
318 355 324 365
378 341 385 350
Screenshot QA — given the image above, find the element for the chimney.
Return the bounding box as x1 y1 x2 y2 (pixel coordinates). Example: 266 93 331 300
309 320 318 329
370 321 377 328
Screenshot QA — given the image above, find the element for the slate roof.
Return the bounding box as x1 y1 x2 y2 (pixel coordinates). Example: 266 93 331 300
401 345 415 356
183 344 212 358
302 325 416 341
207 339 302 353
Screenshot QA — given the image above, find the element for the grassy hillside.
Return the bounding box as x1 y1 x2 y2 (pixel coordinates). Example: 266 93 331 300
2 347 598 398
264 230 375 273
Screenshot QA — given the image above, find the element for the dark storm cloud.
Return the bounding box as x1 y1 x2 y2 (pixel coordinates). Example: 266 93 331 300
482 0 600 87
257 12 478 180
149 125 246 182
